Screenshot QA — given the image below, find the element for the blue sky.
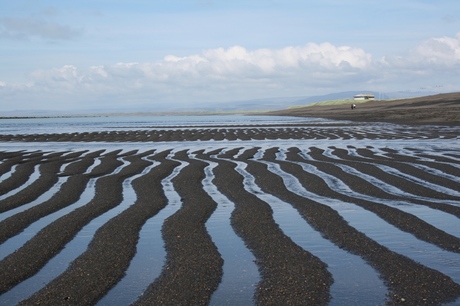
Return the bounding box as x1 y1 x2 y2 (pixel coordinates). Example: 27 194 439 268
1 0 459 111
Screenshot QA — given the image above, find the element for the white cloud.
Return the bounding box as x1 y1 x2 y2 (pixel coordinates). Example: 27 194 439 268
414 32 460 65
1 34 460 111
381 32 460 68
21 43 372 97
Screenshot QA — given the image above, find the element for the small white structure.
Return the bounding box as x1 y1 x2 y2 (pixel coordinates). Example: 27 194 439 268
353 94 375 101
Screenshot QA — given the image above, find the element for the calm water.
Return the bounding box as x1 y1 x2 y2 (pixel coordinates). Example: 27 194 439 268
0 115 325 135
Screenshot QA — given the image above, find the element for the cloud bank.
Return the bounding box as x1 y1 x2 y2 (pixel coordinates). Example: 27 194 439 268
1 33 460 111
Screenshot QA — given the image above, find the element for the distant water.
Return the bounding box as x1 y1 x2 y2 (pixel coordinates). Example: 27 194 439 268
0 115 325 135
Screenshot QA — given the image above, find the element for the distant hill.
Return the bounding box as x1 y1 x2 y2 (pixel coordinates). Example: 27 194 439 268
291 91 385 105
0 90 444 117
170 96 307 112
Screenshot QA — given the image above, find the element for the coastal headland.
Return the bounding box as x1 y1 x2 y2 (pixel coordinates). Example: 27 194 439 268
268 92 460 125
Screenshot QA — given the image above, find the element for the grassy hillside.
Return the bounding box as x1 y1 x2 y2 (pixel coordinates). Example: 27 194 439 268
268 92 460 125
288 99 370 109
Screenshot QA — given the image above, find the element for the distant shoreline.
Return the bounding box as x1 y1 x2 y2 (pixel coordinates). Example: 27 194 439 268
0 116 104 120
0 111 256 120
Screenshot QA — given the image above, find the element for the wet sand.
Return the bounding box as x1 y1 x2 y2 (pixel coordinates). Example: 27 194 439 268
1 111 460 305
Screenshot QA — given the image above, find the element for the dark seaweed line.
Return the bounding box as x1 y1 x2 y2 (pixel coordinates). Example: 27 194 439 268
0 146 459 305
0 125 458 143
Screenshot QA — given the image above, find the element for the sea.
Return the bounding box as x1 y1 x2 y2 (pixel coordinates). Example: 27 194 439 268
0 114 316 135
0 114 335 152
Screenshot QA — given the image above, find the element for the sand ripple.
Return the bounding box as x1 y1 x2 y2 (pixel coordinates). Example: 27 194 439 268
0 125 459 305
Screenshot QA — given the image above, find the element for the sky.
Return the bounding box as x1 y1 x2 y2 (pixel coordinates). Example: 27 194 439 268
0 0 459 112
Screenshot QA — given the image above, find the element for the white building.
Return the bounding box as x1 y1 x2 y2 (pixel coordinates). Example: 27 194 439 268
353 94 375 101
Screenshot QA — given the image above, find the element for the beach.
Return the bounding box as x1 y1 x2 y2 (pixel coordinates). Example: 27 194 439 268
1 98 460 305
268 92 460 125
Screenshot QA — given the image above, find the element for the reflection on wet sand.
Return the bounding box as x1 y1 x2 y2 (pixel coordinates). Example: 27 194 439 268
0 122 459 305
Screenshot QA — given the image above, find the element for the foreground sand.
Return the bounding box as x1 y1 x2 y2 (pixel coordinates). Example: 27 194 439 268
0 117 460 305
268 92 460 126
